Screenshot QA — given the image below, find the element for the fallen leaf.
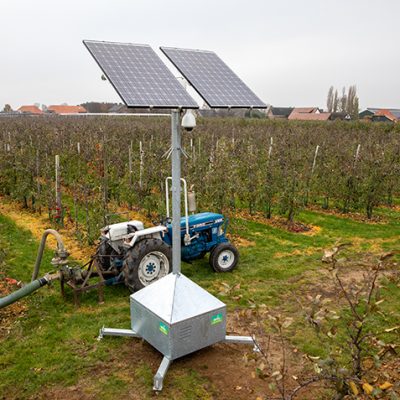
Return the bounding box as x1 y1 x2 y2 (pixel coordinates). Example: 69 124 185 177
282 317 293 328
258 362 266 371
271 371 283 381
314 364 322 374
349 381 359 395
379 381 393 390
362 382 374 395
384 326 400 333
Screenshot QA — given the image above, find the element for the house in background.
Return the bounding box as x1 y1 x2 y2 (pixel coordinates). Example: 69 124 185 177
329 112 351 121
47 105 87 115
371 109 398 123
18 105 43 115
359 108 400 121
290 107 320 114
266 106 294 119
359 108 376 119
288 107 331 121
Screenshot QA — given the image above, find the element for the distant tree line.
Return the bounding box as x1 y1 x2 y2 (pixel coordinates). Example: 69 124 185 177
326 85 359 119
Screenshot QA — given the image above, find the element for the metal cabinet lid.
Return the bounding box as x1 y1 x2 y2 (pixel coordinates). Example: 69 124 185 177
131 273 225 324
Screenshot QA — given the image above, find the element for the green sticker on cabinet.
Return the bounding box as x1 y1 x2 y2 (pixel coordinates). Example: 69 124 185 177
211 313 223 325
159 322 169 335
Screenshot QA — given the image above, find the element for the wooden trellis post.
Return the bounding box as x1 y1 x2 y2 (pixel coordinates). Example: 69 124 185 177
311 145 320 175
55 154 63 226
128 142 133 209
139 140 144 189
267 137 273 162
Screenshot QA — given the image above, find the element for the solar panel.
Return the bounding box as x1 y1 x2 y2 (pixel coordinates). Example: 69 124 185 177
160 47 266 109
83 40 198 109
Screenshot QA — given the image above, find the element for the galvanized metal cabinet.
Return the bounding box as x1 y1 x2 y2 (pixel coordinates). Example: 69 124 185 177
130 273 226 360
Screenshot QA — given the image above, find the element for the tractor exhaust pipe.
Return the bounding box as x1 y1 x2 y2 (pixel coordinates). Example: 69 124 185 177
188 185 196 214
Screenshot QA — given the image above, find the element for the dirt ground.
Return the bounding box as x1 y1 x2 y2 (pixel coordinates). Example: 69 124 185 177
36 310 316 400
2 271 399 400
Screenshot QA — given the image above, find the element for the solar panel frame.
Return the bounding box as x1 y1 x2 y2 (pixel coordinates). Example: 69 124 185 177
83 40 199 109
160 47 266 109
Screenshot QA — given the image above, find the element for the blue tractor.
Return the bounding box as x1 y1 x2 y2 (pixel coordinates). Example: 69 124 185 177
97 178 238 292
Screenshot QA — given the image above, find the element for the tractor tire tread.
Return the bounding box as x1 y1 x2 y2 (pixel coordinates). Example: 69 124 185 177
123 238 172 293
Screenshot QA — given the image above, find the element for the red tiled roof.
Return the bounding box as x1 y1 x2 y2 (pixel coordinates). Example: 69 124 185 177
288 112 331 121
48 105 87 114
291 107 319 114
18 105 43 114
374 109 397 122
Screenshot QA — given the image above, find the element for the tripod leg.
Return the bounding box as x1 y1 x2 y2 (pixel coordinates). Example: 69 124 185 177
153 356 171 391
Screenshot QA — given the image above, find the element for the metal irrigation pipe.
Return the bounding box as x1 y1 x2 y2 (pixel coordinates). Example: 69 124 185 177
31 229 68 281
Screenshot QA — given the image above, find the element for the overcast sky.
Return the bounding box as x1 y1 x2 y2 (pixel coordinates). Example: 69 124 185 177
1 0 399 110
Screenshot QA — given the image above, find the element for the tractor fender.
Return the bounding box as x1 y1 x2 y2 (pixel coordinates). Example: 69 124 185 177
124 226 168 248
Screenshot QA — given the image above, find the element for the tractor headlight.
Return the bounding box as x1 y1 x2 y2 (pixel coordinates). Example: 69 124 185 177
218 225 224 236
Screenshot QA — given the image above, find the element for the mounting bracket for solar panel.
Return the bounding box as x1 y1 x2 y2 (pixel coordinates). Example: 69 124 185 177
162 145 189 160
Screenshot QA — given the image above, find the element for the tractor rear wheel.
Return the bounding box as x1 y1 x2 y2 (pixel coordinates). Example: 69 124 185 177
123 238 172 292
210 243 239 272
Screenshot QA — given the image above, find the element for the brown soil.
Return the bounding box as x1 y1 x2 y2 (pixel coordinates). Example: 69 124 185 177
37 310 318 400
290 252 400 305
8 285 399 400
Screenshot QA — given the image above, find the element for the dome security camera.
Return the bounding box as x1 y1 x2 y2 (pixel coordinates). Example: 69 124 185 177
181 110 196 131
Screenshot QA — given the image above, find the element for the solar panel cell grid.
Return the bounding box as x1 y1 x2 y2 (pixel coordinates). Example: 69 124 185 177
84 41 198 109
160 47 266 109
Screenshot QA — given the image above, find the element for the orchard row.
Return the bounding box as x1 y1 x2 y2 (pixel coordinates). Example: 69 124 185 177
0 116 399 242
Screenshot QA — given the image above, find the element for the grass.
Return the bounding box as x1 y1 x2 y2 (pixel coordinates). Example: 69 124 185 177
1 205 400 399
0 213 214 399
184 208 400 308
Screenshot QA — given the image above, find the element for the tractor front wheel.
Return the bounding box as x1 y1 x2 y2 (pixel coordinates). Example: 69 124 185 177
210 243 239 272
123 238 172 292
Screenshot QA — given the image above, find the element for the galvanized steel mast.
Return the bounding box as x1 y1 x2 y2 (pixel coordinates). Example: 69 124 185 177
171 110 181 275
